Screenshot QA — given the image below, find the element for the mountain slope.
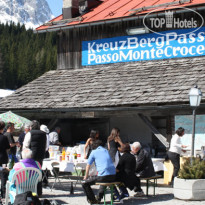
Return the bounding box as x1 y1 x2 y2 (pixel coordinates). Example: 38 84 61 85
0 0 54 29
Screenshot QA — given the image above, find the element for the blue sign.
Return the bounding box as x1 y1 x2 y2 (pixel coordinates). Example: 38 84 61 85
82 27 205 66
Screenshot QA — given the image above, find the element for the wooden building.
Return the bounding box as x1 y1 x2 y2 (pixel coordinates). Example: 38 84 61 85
0 0 205 154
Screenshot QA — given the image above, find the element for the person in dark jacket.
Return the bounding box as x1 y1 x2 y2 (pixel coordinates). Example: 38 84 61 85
23 120 47 195
114 143 137 201
0 121 10 199
131 142 155 197
4 122 20 167
116 144 138 189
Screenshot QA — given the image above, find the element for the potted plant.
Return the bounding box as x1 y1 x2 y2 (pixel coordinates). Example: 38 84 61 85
174 158 205 200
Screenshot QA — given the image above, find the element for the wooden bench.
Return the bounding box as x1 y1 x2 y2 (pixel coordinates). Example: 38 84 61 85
141 174 162 196
95 182 121 205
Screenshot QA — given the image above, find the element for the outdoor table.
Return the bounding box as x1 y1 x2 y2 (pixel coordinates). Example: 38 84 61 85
42 158 88 190
42 158 87 172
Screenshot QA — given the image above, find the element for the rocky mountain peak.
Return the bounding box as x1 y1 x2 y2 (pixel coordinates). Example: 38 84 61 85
0 0 54 29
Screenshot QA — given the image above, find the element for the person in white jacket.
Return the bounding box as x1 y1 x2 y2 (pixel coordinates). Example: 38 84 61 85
167 127 187 183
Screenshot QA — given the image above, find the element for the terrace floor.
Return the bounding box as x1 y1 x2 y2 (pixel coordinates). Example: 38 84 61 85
40 177 205 205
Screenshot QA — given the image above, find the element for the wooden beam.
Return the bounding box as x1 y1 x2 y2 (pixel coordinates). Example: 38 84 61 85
48 119 59 131
138 113 169 148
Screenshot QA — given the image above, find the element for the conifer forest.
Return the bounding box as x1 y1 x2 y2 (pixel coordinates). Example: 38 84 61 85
0 23 57 90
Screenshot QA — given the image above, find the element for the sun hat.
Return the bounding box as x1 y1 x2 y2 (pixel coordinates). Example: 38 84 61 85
40 124 49 134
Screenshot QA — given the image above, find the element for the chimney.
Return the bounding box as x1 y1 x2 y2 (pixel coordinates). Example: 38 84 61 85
79 0 102 15
63 0 79 19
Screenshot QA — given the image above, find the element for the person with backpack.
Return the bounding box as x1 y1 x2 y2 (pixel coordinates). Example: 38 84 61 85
23 120 47 196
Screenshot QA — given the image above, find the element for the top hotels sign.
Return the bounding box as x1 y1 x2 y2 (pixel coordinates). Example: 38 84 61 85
143 7 204 35
82 26 205 66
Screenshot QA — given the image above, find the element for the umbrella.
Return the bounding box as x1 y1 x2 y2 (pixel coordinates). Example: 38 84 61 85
0 111 31 130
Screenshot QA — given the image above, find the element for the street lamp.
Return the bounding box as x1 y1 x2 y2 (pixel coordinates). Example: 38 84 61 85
188 85 202 165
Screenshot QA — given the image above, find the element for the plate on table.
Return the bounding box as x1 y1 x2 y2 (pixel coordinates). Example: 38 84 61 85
43 158 52 161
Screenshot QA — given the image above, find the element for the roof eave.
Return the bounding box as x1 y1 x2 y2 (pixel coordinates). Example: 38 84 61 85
34 4 205 34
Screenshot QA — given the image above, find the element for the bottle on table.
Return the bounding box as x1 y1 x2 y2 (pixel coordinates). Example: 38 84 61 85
8 155 15 169
77 149 81 159
49 147 54 158
74 151 77 160
66 151 70 161
62 147 66 161
70 182 74 194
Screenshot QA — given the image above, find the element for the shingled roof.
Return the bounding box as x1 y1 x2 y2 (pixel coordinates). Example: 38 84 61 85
0 56 204 111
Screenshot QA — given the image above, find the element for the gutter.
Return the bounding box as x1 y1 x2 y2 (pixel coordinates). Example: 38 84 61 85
34 5 205 34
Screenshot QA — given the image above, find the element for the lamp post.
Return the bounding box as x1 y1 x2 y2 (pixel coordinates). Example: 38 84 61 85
188 85 202 165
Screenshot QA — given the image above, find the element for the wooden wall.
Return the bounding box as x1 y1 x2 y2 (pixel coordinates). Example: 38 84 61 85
57 9 205 70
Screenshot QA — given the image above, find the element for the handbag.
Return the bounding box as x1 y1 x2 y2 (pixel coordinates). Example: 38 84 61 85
13 191 41 205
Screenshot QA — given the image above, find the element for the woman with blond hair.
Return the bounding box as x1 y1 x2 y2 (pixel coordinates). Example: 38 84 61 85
107 128 123 164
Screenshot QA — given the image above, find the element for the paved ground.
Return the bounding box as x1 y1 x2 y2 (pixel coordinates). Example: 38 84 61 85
40 177 205 205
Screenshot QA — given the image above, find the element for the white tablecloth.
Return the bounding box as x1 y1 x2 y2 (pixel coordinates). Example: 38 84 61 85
152 158 167 172
42 159 87 172
42 158 166 174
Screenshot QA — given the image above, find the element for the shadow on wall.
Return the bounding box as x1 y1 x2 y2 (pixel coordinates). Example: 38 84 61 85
142 143 167 158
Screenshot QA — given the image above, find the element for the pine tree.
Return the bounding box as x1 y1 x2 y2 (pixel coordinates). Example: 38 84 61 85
178 158 205 179
0 23 58 89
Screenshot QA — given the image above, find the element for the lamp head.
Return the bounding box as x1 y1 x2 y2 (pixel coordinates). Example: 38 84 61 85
188 85 202 107
126 27 149 35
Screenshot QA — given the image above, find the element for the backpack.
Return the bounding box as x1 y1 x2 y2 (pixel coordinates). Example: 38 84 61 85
13 191 41 205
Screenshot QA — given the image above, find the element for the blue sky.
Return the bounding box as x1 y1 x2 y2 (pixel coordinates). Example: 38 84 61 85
47 0 63 17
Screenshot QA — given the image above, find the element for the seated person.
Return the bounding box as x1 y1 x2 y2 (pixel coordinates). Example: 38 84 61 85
115 143 154 200
114 143 138 200
8 148 41 204
82 140 116 204
131 142 155 197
